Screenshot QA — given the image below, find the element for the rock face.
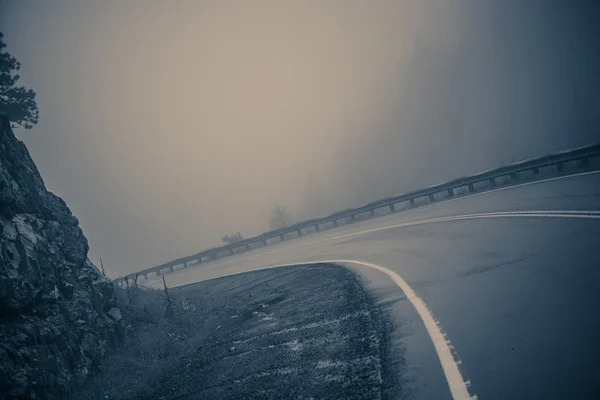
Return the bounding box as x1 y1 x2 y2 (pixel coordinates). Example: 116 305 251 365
0 117 125 399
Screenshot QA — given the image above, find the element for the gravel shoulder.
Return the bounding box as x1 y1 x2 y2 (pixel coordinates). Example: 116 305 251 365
147 263 399 400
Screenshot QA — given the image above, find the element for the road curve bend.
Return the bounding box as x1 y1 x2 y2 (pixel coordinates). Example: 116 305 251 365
149 171 600 399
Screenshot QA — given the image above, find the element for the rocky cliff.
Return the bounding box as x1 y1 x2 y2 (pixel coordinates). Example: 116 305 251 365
0 116 125 399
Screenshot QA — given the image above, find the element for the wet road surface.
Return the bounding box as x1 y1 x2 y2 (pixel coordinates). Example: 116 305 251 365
147 171 600 399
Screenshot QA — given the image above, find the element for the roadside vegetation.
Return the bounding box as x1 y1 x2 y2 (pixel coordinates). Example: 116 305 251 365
221 231 243 244
72 278 212 400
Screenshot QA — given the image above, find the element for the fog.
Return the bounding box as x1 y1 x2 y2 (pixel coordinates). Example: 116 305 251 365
332 1 600 206
1 1 598 275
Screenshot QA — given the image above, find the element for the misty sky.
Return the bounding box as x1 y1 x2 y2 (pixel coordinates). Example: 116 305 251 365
1 1 598 276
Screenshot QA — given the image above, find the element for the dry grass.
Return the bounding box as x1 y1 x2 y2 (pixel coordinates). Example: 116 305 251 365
72 283 212 400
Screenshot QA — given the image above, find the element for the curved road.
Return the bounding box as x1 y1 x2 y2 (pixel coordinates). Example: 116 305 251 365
148 171 600 399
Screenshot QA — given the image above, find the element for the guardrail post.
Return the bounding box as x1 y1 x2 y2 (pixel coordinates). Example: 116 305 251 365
510 172 519 180
468 183 475 193
169 266 174 272
315 224 320 232
246 243 251 250
297 229 302 237
428 194 434 203
156 270 161 277
263 239 268 246
447 188 454 198
578 157 590 168
143 273 148 280
229 248 234 255
389 203 396 213
183 261 188 268
489 177 496 187
409 198 415 206
370 209 375 217
350 215 356 222
532 167 539 174
556 162 563 172
280 234 285 241
333 220 338 227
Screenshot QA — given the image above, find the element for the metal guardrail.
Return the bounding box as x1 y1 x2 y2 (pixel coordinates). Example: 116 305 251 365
116 142 600 282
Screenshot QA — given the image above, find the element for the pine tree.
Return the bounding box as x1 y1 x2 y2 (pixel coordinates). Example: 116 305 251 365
0 33 39 129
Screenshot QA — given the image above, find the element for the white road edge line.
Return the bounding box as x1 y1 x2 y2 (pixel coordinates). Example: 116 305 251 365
178 259 478 400
202 210 600 270
166 211 600 396
163 170 600 274
156 173 600 395
167 211 600 394
298 210 600 242
337 259 477 400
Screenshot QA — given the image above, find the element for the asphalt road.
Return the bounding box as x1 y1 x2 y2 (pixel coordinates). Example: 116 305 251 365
148 171 600 399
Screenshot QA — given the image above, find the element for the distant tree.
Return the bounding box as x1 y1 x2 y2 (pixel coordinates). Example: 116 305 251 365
0 32 39 129
269 202 292 230
221 232 243 244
